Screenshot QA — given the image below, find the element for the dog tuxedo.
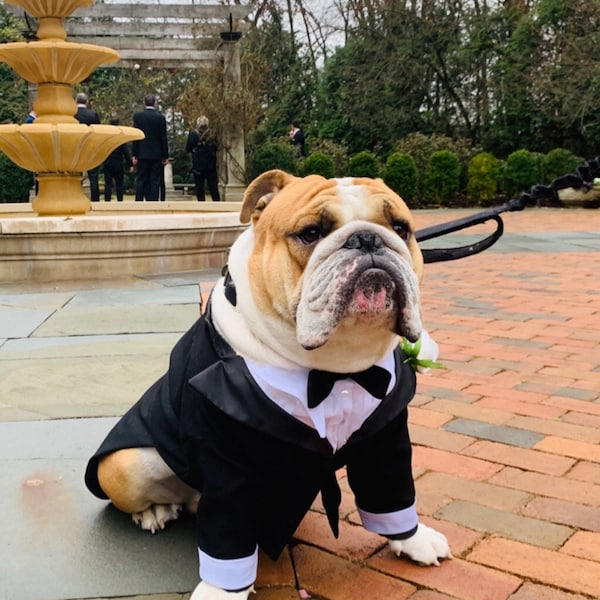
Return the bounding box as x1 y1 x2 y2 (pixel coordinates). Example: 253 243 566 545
86 299 420 590
85 170 453 596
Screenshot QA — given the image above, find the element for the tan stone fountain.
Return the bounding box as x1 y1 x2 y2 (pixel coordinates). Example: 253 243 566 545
0 0 144 216
0 0 247 283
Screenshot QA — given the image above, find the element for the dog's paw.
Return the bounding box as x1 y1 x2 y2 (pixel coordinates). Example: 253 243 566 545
389 523 452 566
190 581 255 600
132 503 183 533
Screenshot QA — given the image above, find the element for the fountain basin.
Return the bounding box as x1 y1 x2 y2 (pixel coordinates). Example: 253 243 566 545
0 123 143 172
0 206 247 282
5 0 92 17
0 123 144 215
5 0 93 41
0 41 119 83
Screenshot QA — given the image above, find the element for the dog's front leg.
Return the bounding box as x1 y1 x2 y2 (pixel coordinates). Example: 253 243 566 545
190 581 255 600
388 523 452 566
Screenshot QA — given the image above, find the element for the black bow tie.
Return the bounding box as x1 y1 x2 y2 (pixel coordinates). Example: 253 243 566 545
307 365 391 408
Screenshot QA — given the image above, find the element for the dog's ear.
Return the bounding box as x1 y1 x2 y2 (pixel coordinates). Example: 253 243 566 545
240 169 297 224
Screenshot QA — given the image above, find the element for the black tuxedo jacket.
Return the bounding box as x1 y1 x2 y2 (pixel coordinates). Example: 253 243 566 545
85 301 417 561
75 105 100 126
132 108 168 161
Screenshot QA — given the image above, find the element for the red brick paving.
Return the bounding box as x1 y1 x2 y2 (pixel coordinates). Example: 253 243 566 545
214 208 600 600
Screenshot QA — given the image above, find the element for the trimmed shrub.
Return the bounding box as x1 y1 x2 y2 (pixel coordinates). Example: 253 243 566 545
467 152 502 204
307 138 348 176
302 152 335 178
396 132 479 199
0 154 34 202
423 150 461 206
396 133 476 174
382 152 418 203
248 141 298 180
542 148 583 184
503 149 538 197
347 151 379 178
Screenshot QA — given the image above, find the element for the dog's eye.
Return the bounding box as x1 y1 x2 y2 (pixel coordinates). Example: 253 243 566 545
297 225 323 245
392 221 411 242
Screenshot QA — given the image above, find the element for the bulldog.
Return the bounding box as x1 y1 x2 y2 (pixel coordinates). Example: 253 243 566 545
85 169 451 600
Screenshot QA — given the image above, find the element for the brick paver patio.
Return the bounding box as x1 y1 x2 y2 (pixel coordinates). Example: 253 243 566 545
254 208 600 600
1 207 599 600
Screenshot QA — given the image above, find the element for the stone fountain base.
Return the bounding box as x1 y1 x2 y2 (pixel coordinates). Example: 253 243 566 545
557 187 600 208
0 202 246 283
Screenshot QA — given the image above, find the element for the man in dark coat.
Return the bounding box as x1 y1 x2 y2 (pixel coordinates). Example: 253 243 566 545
132 94 169 202
103 119 132 202
74 92 101 202
288 120 306 157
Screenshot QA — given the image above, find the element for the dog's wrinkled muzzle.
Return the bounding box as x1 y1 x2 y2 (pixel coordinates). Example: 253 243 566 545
296 226 422 349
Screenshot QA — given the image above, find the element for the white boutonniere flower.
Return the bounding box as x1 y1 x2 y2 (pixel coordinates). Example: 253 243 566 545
400 330 444 373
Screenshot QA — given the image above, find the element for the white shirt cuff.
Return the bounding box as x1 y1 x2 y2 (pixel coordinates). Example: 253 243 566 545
358 502 418 535
198 547 258 590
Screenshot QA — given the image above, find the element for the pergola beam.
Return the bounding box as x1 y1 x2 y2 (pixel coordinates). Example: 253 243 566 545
71 3 252 20
65 22 247 38
111 48 218 69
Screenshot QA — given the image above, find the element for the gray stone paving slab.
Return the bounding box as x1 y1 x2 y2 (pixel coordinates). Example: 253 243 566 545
0 276 161 295
443 417 545 447
66 285 200 308
0 418 198 600
0 353 171 421
0 307 55 338
0 332 180 359
32 304 199 337
141 269 222 287
0 291 75 309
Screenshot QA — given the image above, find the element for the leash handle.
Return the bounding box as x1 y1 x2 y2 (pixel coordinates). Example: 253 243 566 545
416 196 527 264
418 215 504 264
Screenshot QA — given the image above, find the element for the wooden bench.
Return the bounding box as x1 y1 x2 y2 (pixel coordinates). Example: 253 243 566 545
173 183 196 196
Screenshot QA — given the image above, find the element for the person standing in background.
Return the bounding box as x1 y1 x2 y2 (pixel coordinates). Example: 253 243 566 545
185 115 220 202
103 118 132 202
74 92 101 202
289 120 306 157
132 94 169 201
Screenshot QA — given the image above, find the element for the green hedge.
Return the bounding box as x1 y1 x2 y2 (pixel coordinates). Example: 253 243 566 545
250 134 597 206
306 138 348 176
382 152 418 202
503 149 538 198
542 148 582 184
248 141 298 180
467 152 501 204
0 154 33 202
348 151 379 178
302 152 335 178
424 150 461 206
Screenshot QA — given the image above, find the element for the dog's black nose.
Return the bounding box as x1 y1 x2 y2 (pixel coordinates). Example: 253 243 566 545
344 231 384 252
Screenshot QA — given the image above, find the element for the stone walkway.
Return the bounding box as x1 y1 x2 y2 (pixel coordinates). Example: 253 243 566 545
1 207 599 600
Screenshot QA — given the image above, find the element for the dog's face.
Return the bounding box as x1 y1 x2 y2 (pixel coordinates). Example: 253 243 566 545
215 169 423 371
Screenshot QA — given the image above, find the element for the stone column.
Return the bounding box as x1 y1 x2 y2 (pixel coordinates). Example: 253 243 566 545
221 38 246 202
